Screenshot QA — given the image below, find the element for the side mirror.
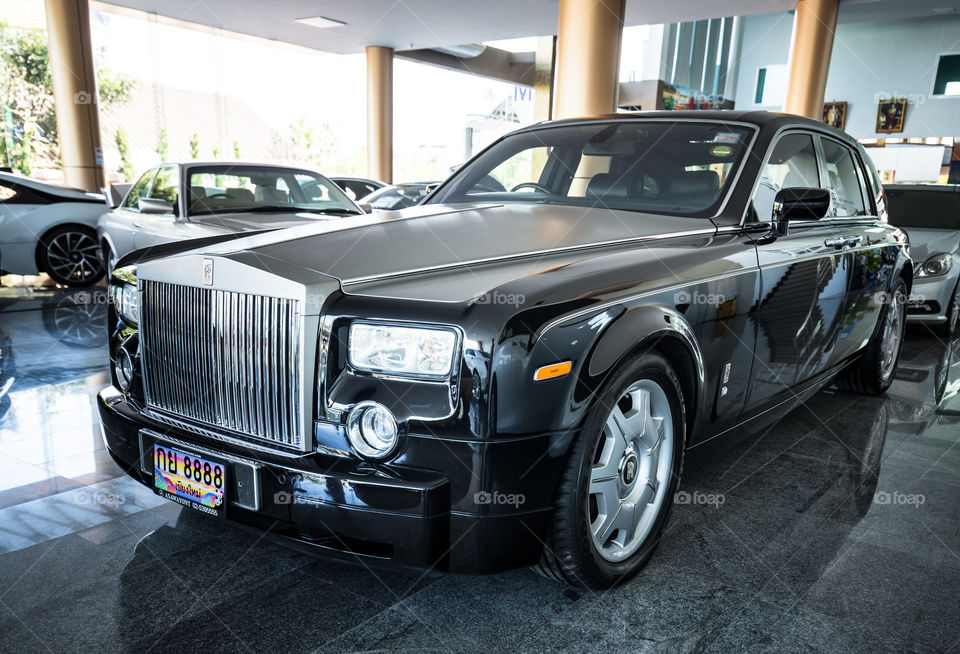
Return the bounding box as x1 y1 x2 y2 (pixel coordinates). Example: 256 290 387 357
357 202 373 214
772 187 831 235
138 198 174 215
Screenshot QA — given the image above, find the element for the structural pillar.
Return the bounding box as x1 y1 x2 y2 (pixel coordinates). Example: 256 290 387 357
44 0 104 192
366 46 393 184
554 0 625 119
783 0 839 119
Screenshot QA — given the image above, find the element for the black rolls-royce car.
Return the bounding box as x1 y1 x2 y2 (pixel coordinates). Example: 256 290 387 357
98 111 911 589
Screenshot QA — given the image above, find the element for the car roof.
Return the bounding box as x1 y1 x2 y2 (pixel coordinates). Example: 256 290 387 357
0 170 104 200
519 110 853 141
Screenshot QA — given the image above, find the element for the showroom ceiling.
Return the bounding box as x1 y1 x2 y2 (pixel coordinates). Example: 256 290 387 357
93 0 960 54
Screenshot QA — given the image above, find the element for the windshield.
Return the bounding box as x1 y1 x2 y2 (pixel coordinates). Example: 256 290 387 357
885 187 960 230
427 121 754 217
187 166 360 218
366 184 436 210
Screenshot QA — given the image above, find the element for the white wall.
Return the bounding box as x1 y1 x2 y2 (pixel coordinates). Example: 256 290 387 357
733 12 960 138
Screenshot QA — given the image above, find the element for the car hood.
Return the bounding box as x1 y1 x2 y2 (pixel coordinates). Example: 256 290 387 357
902 227 960 262
195 203 716 289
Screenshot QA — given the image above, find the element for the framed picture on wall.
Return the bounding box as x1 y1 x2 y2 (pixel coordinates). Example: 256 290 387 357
822 102 847 130
876 98 907 133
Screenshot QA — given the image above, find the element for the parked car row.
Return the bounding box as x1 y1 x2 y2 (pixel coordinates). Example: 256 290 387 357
1 165 435 286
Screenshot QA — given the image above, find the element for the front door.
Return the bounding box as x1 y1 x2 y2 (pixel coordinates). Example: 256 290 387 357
744 131 850 413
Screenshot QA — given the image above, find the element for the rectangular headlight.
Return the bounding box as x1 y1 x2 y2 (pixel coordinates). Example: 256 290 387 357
348 322 459 379
111 266 139 325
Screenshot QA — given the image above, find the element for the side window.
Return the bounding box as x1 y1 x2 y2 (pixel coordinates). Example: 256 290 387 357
820 139 867 217
0 184 17 201
751 133 819 222
149 165 179 207
123 169 156 209
474 146 552 194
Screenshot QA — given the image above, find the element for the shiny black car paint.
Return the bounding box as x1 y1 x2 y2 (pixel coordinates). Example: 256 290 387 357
99 111 912 573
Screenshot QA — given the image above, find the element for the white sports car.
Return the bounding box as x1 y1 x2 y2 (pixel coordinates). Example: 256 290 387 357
0 170 108 286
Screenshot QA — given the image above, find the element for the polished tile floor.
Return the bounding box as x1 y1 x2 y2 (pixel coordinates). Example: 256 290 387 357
1 284 959 653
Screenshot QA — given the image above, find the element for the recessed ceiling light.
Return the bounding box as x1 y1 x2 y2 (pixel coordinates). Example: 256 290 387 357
295 15 347 29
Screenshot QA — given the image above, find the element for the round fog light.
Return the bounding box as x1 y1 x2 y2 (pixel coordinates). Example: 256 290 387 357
115 346 134 391
346 402 399 459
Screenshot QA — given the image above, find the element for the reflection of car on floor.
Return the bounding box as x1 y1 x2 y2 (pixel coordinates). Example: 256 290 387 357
888 334 960 431
885 184 960 335
97 162 364 270
100 111 912 589
0 170 108 286
360 182 439 210
329 176 386 202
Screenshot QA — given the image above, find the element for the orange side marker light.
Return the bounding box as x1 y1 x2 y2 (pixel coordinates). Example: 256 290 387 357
534 361 572 381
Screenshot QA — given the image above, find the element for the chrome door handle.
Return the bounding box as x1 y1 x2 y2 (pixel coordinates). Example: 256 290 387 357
824 237 845 249
133 221 142 228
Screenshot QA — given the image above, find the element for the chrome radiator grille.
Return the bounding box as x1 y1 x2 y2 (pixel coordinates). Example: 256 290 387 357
139 280 304 450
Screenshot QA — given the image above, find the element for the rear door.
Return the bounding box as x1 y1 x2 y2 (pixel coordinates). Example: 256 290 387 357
817 136 885 362
745 131 849 412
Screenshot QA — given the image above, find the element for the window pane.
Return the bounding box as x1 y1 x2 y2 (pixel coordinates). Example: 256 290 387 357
752 134 819 222
150 166 179 204
821 139 866 217
123 170 156 209
0 184 16 201
886 189 960 230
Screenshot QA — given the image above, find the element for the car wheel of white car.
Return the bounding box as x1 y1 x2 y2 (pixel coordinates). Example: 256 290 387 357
936 280 960 338
39 226 105 287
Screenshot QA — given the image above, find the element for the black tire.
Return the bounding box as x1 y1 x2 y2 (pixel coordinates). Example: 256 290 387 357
841 278 907 395
935 279 960 338
38 225 104 287
535 351 685 589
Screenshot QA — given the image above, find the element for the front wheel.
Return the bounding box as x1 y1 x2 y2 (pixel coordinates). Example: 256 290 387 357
842 279 907 395
535 352 685 589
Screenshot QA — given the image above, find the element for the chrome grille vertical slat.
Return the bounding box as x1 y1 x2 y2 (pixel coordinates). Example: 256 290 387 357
140 281 303 450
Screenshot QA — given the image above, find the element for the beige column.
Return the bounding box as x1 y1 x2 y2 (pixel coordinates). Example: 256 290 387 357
554 0 625 119
533 35 556 122
783 0 839 119
366 46 393 184
44 0 104 192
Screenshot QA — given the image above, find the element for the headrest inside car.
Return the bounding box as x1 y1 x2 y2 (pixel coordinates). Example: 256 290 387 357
586 173 630 199
669 170 719 196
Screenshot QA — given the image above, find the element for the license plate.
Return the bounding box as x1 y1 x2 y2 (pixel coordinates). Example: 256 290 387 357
153 443 226 517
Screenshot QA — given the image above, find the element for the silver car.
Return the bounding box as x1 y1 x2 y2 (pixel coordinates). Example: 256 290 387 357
98 162 363 270
0 170 108 286
885 184 960 336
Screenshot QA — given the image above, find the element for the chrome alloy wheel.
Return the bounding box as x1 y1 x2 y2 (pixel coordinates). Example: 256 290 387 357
45 230 103 284
880 287 905 384
589 379 674 563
